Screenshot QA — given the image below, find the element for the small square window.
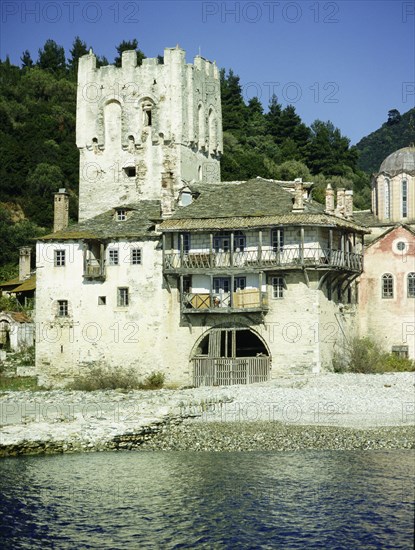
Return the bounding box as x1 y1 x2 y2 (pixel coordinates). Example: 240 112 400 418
131 248 142 265
54 250 66 267
57 300 68 317
116 209 127 221
109 249 119 265
98 296 106 305
117 287 129 307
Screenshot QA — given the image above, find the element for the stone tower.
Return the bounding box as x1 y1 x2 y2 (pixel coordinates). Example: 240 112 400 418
76 46 223 221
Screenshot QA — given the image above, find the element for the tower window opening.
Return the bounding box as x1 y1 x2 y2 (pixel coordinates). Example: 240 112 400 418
143 103 153 127
123 166 136 178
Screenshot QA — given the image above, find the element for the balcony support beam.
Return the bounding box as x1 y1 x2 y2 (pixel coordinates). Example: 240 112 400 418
258 229 262 264
300 227 304 263
180 233 184 268
259 271 263 308
230 232 234 267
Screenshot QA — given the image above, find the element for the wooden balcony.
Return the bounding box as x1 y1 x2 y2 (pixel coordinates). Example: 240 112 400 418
164 247 363 274
83 260 105 280
182 290 269 314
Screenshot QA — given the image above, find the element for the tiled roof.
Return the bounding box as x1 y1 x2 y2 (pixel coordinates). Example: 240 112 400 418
0 311 33 323
176 178 324 219
40 201 162 241
162 178 369 233
0 276 21 289
160 213 369 232
10 275 36 293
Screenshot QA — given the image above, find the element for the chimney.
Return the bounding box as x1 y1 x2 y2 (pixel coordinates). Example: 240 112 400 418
161 172 175 218
344 190 354 218
292 180 304 212
19 247 31 281
325 183 335 214
335 188 346 217
54 188 69 232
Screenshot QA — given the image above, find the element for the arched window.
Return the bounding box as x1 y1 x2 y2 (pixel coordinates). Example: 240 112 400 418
408 272 415 298
384 178 390 219
402 179 408 218
381 273 393 299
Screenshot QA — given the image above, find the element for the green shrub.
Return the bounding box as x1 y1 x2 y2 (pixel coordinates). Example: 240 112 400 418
67 365 141 391
66 366 165 391
139 371 165 390
333 336 415 373
380 354 415 373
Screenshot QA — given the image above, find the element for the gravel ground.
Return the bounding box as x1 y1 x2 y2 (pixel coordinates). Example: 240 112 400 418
0 372 414 455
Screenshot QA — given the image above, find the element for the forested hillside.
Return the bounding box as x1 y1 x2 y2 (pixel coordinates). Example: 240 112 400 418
355 108 415 173
0 37 407 279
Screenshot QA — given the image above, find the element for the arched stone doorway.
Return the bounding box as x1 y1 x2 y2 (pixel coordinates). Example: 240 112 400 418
191 325 271 386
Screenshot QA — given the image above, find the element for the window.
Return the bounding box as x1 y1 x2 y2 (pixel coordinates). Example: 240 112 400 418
108 249 119 265
116 209 127 221
392 345 408 359
180 233 190 254
143 102 153 126
397 241 406 251
402 180 408 218
272 277 284 299
384 178 390 219
382 273 393 298
117 287 129 307
213 277 230 293
408 273 415 298
123 166 136 178
183 276 191 293
271 228 284 251
131 248 142 265
213 231 245 252
57 300 68 317
234 277 246 291
54 250 66 267
98 296 106 305
234 231 246 252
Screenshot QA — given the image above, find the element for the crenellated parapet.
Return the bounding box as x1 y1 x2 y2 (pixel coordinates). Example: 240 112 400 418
77 47 222 221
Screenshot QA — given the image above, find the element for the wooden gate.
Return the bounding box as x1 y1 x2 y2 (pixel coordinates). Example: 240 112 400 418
193 356 270 387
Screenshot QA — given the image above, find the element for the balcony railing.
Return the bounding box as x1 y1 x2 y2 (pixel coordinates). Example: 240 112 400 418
164 247 363 273
182 290 269 313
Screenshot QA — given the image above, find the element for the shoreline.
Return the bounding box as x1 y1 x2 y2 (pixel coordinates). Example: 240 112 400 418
1 372 414 457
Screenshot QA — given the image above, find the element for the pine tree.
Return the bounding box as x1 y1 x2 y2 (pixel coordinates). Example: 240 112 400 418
37 39 66 75
114 39 145 67
68 37 89 77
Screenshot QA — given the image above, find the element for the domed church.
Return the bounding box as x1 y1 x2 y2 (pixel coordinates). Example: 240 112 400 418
356 146 415 360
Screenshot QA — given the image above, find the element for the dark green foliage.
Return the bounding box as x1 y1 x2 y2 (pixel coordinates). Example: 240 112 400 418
68 36 89 77
37 39 66 75
356 108 415 173
0 207 46 270
114 39 145 67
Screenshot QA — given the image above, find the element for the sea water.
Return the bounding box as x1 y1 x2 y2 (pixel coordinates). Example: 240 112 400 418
1 450 414 549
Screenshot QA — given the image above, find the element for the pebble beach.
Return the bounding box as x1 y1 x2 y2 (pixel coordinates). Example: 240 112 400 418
0 372 414 457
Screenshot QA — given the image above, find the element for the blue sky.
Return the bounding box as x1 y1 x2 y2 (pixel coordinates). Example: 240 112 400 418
1 0 414 144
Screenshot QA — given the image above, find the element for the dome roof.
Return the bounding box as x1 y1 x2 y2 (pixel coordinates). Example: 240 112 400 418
379 147 415 176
